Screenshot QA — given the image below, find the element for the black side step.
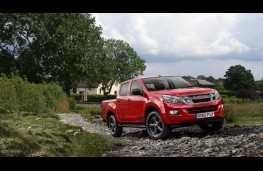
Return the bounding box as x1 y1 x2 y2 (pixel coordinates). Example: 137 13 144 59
118 123 145 128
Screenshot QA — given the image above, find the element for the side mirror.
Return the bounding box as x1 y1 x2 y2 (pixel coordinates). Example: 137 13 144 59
131 88 143 96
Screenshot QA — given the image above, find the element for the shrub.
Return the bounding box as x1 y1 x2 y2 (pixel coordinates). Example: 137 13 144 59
0 74 68 114
54 99 70 113
68 97 76 111
236 89 258 100
71 93 82 101
87 94 116 102
41 83 66 109
219 91 236 97
223 96 252 104
0 75 19 112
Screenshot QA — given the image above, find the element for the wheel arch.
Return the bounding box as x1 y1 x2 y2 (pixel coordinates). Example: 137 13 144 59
107 110 115 127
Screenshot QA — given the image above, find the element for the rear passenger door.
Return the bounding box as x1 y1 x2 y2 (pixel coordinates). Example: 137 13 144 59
116 82 130 122
128 80 145 123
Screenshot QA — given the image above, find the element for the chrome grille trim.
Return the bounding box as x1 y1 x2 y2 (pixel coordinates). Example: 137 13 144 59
180 92 216 104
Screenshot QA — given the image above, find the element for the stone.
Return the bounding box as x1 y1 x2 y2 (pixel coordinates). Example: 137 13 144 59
219 152 230 157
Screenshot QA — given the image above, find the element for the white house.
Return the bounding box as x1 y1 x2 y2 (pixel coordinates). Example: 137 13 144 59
73 81 119 101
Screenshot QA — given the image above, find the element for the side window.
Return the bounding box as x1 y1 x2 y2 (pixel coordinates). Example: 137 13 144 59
119 82 129 96
130 80 143 95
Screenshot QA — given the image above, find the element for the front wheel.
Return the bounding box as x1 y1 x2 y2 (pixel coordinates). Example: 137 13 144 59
199 119 224 132
146 111 171 140
108 115 123 137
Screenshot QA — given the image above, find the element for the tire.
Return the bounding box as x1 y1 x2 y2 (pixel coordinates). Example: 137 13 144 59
108 114 123 137
199 119 224 132
146 111 171 140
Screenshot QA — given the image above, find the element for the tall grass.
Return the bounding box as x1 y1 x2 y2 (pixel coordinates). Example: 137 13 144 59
0 113 121 156
224 103 263 125
75 104 102 121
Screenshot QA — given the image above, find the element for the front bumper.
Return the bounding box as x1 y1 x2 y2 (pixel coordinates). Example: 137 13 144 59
161 99 225 125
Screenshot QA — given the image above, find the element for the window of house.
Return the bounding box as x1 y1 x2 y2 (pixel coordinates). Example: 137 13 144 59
119 82 129 96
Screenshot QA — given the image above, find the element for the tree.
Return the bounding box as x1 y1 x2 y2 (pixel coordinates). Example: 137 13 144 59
0 13 103 94
223 65 256 91
181 75 194 80
99 39 146 99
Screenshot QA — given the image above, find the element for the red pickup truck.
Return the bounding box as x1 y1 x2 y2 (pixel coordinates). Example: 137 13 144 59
102 76 225 140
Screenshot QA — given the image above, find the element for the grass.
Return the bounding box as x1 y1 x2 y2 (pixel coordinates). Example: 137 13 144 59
224 102 263 126
0 112 122 157
75 104 102 121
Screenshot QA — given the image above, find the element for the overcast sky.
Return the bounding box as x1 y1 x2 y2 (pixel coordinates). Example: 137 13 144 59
92 13 263 80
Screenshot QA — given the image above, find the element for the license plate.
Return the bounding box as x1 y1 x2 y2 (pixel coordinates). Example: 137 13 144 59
195 112 214 119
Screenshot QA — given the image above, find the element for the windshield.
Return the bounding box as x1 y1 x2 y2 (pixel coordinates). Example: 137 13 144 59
142 76 193 91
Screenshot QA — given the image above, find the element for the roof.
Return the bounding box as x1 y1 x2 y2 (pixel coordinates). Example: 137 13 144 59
75 80 99 88
186 79 215 86
197 79 215 86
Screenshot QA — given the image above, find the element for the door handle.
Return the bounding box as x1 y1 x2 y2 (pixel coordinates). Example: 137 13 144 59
127 99 131 102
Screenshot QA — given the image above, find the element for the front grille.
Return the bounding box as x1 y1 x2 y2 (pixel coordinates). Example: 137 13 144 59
181 92 216 104
186 105 217 114
192 98 211 103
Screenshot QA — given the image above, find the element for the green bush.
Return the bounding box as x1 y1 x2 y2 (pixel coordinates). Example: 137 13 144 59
68 97 76 111
71 93 82 101
87 94 116 102
0 75 19 112
223 96 252 104
219 91 236 97
0 74 68 114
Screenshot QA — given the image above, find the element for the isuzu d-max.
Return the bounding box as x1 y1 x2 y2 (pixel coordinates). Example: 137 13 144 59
102 76 224 140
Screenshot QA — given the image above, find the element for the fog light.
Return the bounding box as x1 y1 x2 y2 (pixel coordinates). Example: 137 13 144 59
170 110 179 115
219 104 224 109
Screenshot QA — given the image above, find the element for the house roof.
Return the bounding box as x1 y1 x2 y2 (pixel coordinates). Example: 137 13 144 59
186 79 215 86
75 80 99 88
197 79 215 86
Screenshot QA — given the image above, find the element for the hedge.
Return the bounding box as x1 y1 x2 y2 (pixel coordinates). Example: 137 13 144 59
0 74 68 114
71 94 117 102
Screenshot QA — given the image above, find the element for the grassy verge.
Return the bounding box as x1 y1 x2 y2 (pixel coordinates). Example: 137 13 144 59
75 104 102 122
0 112 122 157
224 103 263 126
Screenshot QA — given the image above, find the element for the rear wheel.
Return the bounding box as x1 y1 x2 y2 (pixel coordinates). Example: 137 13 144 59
146 111 171 140
108 115 123 137
199 119 224 132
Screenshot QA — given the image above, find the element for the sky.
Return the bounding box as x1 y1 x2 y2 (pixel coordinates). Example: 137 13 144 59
92 13 263 80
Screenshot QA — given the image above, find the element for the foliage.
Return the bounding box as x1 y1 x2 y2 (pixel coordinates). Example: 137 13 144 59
98 39 146 99
54 99 70 113
0 13 104 93
71 93 82 101
0 74 67 114
223 97 252 104
219 91 236 97
68 97 76 111
223 65 256 91
236 88 258 100
197 75 215 83
87 94 116 102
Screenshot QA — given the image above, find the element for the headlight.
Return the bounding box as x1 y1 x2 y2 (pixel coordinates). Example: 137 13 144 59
214 90 220 100
162 95 182 104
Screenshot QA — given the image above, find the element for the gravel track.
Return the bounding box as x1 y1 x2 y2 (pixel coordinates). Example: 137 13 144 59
58 114 263 157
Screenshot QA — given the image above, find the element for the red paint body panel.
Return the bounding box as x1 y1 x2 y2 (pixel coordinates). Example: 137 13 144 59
102 76 225 126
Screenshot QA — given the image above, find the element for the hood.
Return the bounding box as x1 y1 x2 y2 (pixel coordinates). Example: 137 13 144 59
149 87 215 96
